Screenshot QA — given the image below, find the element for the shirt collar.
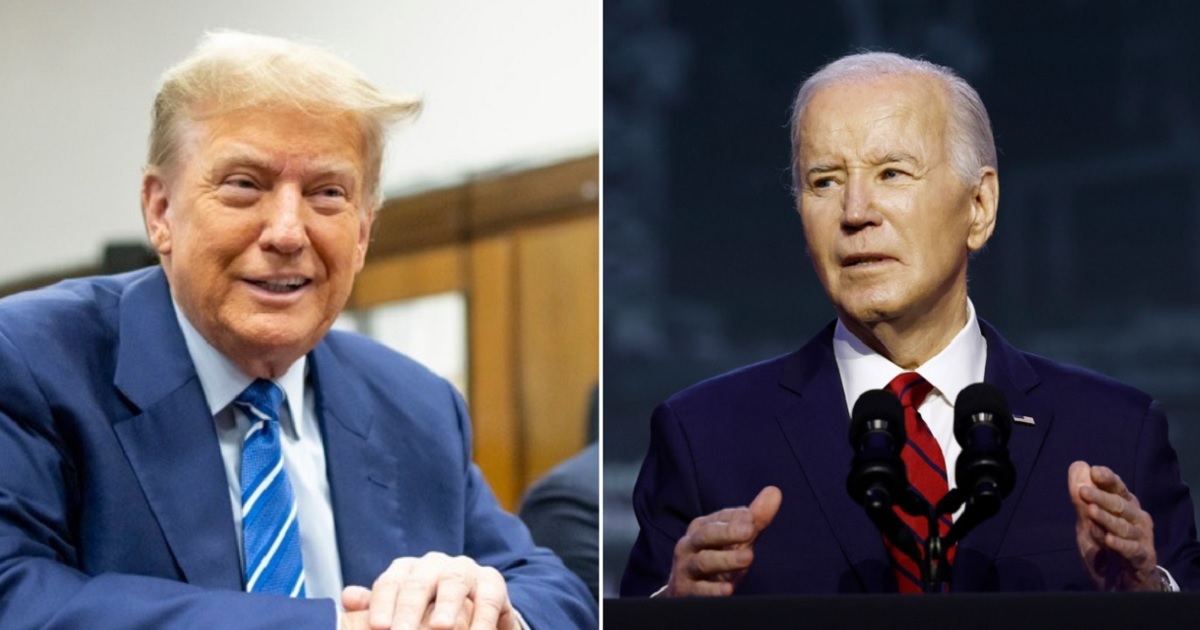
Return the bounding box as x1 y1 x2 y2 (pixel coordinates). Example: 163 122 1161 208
833 300 987 412
171 300 307 438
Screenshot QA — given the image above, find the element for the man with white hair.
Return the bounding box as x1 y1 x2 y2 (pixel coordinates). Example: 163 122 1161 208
622 51 1200 596
0 31 594 629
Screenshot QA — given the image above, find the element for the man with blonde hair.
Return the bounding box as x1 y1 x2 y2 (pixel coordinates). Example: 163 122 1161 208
622 51 1200 596
0 31 594 629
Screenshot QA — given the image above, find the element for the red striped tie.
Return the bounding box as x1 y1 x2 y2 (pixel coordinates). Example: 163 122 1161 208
884 372 954 593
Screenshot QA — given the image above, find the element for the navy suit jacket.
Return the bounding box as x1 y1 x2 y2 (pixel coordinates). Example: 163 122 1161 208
0 268 594 629
622 321 1200 595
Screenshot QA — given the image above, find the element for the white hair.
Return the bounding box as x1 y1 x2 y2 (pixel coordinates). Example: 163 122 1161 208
790 51 996 190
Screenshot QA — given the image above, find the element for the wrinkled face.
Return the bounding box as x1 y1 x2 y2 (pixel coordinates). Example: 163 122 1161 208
795 74 995 333
142 106 372 374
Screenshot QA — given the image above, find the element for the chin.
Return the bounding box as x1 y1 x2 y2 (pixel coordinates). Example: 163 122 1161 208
834 290 901 325
225 313 323 356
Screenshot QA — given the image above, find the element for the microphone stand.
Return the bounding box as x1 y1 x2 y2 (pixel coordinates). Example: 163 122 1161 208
893 482 1006 593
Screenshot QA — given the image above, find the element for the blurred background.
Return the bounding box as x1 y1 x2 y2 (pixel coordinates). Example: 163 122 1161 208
604 0 1200 596
0 0 600 511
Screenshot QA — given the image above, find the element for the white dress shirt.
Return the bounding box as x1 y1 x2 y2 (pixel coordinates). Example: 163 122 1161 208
172 303 344 600
833 300 988 508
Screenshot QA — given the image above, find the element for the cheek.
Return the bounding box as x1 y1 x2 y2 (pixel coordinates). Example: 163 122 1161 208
313 219 370 275
800 216 836 264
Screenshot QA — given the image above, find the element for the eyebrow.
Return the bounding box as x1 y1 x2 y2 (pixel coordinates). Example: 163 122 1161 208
875 152 921 166
208 147 279 175
804 163 842 178
209 147 360 182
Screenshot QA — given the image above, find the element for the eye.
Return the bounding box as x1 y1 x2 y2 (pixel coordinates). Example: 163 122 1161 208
812 177 834 189
216 175 263 206
317 187 346 199
881 168 906 180
225 176 258 189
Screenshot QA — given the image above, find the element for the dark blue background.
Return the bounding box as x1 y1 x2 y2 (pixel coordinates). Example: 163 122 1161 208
603 0 1200 596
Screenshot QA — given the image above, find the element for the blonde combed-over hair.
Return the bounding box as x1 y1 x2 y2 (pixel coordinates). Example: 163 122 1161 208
147 30 421 209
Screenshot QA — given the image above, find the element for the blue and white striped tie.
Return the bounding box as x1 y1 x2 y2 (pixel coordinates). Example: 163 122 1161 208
235 379 306 597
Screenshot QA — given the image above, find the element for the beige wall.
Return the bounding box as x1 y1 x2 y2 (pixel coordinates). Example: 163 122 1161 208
0 0 599 283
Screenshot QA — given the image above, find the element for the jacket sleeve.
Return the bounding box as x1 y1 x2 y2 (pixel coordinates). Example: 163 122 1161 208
1134 400 1200 589
620 401 702 596
446 384 597 630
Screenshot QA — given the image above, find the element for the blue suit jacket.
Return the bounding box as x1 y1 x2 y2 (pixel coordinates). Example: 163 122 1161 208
622 321 1200 595
0 268 594 629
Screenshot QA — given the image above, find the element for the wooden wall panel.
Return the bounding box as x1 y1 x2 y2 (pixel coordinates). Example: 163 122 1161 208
515 213 600 487
349 245 463 309
369 187 465 260
468 155 599 234
468 235 522 509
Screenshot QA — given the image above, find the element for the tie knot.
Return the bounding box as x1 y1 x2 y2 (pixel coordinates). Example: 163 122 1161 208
886 372 933 410
235 379 284 423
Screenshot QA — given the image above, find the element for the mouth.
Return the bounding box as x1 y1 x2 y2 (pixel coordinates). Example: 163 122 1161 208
246 276 312 294
841 255 893 268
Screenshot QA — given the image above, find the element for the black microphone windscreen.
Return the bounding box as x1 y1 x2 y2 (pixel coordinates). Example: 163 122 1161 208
953 382 1013 445
849 389 905 446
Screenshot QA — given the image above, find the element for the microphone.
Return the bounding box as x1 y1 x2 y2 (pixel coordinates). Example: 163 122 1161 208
847 389 907 512
953 383 1016 513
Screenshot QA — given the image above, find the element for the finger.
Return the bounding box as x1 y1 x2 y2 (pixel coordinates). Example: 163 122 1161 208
1103 532 1153 566
370 557 417 630
685 547 754 578
748 486 783 537
1087 503 1143 540
390 553 452 630
685 511 757 550
342 585 372 612
680 580 736 596
467 567 509 630
1068 461 1093 503
1089 465 1131 498
342 610 372 630
685 506 747 535
428 560 474 630
1080 485 1137 520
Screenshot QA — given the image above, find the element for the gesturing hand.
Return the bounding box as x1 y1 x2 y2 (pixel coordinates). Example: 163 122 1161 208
339 552 520 630
1069 461 1163 591
665 486 782 597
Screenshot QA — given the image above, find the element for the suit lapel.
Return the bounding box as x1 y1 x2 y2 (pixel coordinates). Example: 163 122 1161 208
110 268 243 589
952 320 1050 591
773 324 893 592
309 341 404 588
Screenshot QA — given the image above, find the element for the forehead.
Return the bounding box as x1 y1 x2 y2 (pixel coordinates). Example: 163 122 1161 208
183 105 366 173
798 74 950 163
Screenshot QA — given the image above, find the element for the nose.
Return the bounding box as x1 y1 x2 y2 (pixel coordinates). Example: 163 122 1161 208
841 173 881 231
259 185 307 254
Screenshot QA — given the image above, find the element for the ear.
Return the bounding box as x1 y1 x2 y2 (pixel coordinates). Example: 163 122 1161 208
354 203 376 273
142 168 173 256
966 167 999 252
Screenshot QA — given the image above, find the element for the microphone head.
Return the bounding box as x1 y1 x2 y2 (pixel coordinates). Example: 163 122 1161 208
849 388 906 447
847 388 907 508
953 382 1016 500
953 382 1013 446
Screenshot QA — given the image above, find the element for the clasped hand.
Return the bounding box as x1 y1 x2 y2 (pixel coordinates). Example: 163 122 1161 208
1069 461 1163 591
339 552 520 630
